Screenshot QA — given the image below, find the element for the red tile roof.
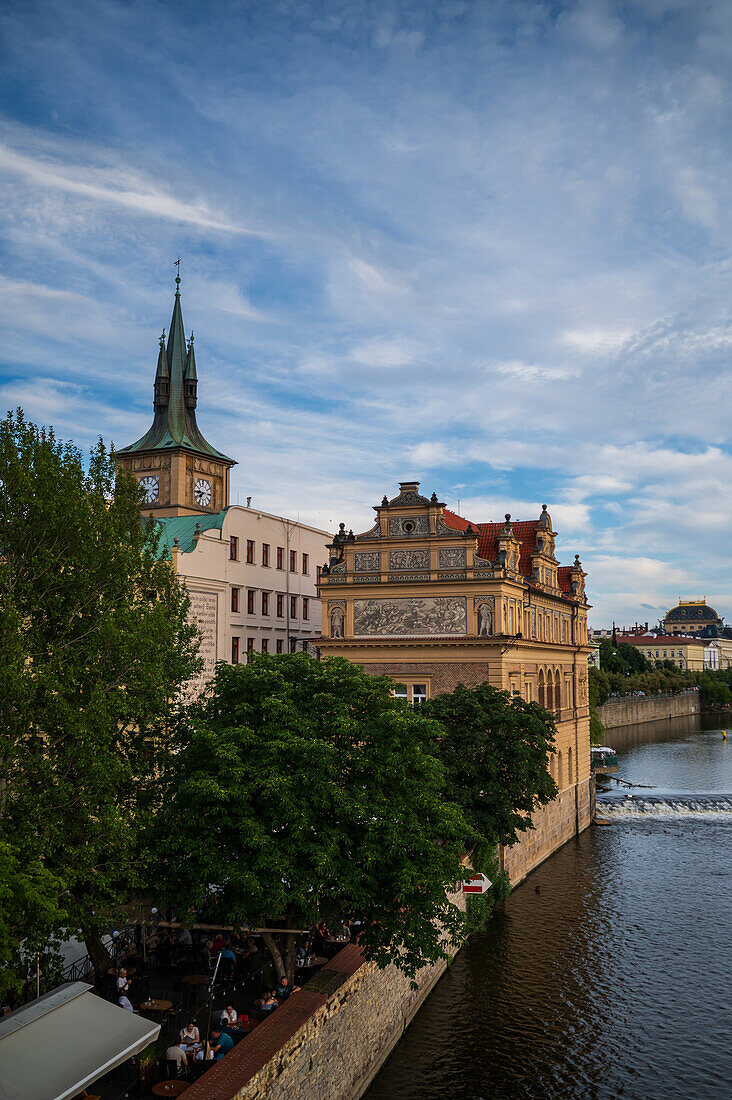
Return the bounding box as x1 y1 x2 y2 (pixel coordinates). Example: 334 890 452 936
622 634 706 647
476 520 540 575
441 508 472 532
557 566 572 593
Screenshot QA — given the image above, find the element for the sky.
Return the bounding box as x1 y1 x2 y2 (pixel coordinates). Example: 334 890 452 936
0 0 730 627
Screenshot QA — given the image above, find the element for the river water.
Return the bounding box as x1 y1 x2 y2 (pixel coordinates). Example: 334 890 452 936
367 713 732 1100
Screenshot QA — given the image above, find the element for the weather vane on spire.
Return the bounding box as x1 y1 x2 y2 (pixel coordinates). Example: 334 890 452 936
174 257 181 296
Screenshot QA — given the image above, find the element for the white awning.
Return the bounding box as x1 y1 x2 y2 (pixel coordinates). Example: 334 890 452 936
0 982 160 1100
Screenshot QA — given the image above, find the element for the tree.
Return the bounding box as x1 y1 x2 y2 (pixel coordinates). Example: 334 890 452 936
424 683 558 853
153 655 472 982
0 410 200 986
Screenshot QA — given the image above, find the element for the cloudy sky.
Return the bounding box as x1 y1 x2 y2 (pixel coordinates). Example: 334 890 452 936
1 0 730 626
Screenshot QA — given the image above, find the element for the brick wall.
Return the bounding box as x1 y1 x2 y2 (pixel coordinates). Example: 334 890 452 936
361 659 496 694
185 893 466 1100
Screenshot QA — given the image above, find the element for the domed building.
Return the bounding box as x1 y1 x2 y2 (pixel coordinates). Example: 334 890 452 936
662 599 724 636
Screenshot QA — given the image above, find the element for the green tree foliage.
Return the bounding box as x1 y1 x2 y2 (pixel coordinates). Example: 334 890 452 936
699 675 732 708
598 639 652 675
154 656 472 982
423 683 558 850
0 410 199 989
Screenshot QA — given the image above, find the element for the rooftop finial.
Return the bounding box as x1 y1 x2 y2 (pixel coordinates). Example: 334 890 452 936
174 257 181 297
159 329 166 347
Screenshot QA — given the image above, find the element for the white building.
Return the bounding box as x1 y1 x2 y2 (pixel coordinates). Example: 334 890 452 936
155 506 329 691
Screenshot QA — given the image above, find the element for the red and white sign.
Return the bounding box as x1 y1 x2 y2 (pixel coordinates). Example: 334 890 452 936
462 874 492 895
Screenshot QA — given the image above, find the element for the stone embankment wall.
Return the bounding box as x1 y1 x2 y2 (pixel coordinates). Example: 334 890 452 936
186 894 466 1100
597 690 699 730
501 776 593 885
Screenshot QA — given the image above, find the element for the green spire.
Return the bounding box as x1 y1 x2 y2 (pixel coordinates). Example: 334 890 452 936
117 280 234 464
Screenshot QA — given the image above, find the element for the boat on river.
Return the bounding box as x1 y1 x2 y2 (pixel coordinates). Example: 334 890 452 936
591 746 619 774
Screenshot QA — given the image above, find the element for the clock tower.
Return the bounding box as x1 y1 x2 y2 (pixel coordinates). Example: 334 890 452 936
116 275 236 517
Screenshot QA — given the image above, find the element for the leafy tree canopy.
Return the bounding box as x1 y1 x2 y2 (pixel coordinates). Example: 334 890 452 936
423 683 558 850
153 655 473 981
0 409 199 990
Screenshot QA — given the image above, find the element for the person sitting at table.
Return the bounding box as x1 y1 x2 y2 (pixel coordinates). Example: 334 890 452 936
261 991 279 1013
118 993 134 1012
275 976 292 1000
297 938 311 963
211 932 226 953
209 1027 234 1060
220 1005 237 1027
164 1044 188 1078
180 1022 200 1046
202 939 214 966
178 927 193 955
116 968 130 996
218 946 236 977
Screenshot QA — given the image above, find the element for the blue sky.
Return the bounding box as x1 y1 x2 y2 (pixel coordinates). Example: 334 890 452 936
1 0 730 627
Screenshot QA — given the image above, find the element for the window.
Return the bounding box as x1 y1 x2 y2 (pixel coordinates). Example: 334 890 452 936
246 539 255 564
302 553 309 574
290 595 297 619
302 597 309 621
277 594 284 617
231 637 240 664
525 682 533 703
538 669 545 709
277 546 284 570
276 639 283 654
289 637 297 653
231 587 240 613
290 549 297 572
229 536 239 561
393 683 408 701
262 543 270 567
663 650 667 658
261 638 268 653
247 590 255 614
412 684 427 706
316 565 321 583
247 637 255 653
554 670 561 714
262 592 269 616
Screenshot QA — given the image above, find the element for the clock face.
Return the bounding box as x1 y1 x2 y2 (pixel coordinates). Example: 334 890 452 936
194 478 212 507
139 475 159 504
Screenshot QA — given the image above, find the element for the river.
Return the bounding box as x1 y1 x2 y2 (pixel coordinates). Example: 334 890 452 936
366 713 732 1100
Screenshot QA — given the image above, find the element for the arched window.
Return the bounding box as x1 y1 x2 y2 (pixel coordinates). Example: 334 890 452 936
568 745 573 784
538 669 545 709
546 669 554 713
554 670 562 715
557 751 562 787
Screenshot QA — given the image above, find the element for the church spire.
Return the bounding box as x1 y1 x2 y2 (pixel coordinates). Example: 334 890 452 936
116 276 234 465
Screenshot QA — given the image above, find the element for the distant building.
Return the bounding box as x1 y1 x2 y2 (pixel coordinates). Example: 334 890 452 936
588 639 601 668
663 599 724 636
116 279 329 687
318 482 593 885
622 633 716 672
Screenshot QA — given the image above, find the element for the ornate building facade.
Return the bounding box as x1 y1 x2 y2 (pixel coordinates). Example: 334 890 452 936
317 482 593 884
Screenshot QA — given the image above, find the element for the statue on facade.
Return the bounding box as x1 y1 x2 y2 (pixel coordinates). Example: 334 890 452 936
331 606 345 639
477 602 493 636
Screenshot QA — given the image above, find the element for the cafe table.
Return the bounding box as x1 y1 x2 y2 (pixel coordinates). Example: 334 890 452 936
139 998 173 1012
152 1082 189 1097
181 974 209 985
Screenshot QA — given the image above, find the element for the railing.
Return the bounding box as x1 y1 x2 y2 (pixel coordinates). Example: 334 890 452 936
60 924 139 984
602 687 699 704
